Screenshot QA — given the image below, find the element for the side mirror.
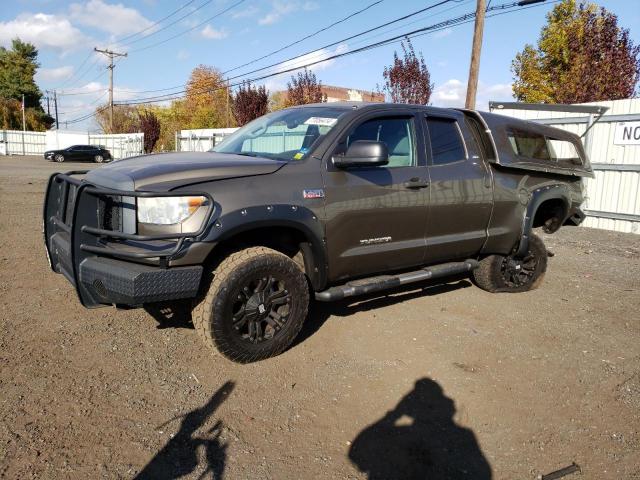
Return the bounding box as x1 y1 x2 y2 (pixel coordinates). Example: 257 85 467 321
332 140 389 168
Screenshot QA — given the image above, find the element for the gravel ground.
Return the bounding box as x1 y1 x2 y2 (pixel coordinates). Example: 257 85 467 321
1 155 639 479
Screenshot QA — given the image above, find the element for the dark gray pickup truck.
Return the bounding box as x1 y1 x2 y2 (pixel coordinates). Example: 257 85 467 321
44 102 591 363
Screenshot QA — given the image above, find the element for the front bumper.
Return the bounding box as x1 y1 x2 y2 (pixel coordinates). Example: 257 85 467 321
44 171 213 308
80 257 202 306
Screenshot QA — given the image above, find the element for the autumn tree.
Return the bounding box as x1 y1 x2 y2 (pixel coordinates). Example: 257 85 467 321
182 65 234 128
512 0 640 103
382 38 433 104
232 82 268 126
268 91 288 112
95 104 139 133
0 38 53 130
138 110 161 153
286 68 325 106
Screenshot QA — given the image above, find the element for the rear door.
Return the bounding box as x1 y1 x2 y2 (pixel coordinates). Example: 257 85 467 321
322 110 429 282
422 112 493 263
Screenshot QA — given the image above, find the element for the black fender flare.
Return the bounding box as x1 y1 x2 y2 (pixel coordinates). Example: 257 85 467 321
204 204 328 290
515 184 570 257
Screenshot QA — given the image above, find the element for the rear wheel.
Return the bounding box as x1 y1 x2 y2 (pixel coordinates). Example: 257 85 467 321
94 154 104 163
54 154 65 163
473 233 548 293
192 247 309 363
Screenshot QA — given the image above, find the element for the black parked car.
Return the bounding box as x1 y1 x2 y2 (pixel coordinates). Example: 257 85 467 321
44 145 112 163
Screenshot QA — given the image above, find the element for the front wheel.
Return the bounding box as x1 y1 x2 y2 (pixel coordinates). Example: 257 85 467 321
192 247 309 363
473 233 548 293
94 154 104 163
54 154 65 163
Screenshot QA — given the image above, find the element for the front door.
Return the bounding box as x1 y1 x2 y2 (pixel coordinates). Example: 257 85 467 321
422 113 493 263
322 113 429 282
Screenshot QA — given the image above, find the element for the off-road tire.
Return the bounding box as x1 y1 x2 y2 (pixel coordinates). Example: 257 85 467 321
473 233 548 293
54 154 65 163
192 247 309 363
94 154 104 163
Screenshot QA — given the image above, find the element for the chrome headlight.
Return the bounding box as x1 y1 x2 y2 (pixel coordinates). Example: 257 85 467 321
137 196 208 225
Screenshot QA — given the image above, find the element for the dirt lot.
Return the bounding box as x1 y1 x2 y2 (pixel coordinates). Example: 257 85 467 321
1 155 639 479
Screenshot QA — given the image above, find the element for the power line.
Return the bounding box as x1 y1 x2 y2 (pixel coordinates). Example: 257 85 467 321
65 0 554 125
224 0 386 75
126 0 387 95
128 0 247 53
57 88 109 97
116 0 199 44
119 0 529 105
51 0 202 91
119 0 456 101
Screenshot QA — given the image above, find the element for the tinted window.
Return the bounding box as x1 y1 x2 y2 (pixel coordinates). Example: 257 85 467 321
507 130 550 160
426 117 466 165
214 107 346 161
547 138 581 164
347 117 414 168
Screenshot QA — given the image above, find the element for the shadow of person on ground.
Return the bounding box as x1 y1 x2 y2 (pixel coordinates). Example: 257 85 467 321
349 377 491 480
134 381 235 480
295 279 472 347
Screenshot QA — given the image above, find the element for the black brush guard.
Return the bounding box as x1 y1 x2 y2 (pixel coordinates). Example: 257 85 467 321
43 171 213 308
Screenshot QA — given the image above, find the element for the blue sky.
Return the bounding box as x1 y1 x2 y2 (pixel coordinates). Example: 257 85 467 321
2 0 638 130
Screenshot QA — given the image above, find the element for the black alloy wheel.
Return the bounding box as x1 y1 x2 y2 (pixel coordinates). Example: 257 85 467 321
192 246 309 363
230 275 292 344
473 233 548 293
499 251 539 289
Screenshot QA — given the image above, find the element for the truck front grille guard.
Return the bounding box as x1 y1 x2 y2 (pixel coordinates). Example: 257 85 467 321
46 172 215 268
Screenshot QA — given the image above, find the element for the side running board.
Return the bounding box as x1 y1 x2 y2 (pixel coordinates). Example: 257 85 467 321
315 259 479 302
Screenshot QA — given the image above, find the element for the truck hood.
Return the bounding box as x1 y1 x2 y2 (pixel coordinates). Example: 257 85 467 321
85 152 286 191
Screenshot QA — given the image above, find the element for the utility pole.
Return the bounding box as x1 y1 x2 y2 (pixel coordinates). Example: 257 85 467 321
226 78 230 128
94 47 127 132
21 94 26 131
54 90 59 130
465 0 486 110
46 92 51 116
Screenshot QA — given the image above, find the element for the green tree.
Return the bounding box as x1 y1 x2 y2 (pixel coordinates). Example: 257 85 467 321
512 0 640 103
0 38 53 130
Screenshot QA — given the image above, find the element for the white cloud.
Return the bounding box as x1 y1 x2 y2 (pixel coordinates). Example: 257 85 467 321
232 5 260 18
259 0 318 25
177 49 190 60
200 25 228 40
36 66 75 82
0 13 88 54
431 79 514 110
69 0 153 36
275 43 348 74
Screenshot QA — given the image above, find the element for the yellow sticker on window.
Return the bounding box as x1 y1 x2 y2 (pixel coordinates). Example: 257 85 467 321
293 152 304 160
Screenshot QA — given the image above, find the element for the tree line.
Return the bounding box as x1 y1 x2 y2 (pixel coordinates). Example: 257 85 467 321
0 0 637 150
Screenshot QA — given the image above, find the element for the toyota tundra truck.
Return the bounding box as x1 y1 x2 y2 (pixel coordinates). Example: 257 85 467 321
44 102 591 363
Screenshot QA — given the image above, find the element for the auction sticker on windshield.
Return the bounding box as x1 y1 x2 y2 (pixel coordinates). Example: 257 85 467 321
304 117 337 127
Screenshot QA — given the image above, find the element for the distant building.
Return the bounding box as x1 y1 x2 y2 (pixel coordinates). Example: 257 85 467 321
321 84 385 103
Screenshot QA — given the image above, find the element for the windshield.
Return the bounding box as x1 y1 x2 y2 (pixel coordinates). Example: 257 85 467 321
213 107 348 161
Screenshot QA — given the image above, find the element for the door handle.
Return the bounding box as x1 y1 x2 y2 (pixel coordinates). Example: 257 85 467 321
403 178 430 189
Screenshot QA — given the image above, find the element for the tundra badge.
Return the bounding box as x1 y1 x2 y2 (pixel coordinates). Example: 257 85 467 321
303 189 325 199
